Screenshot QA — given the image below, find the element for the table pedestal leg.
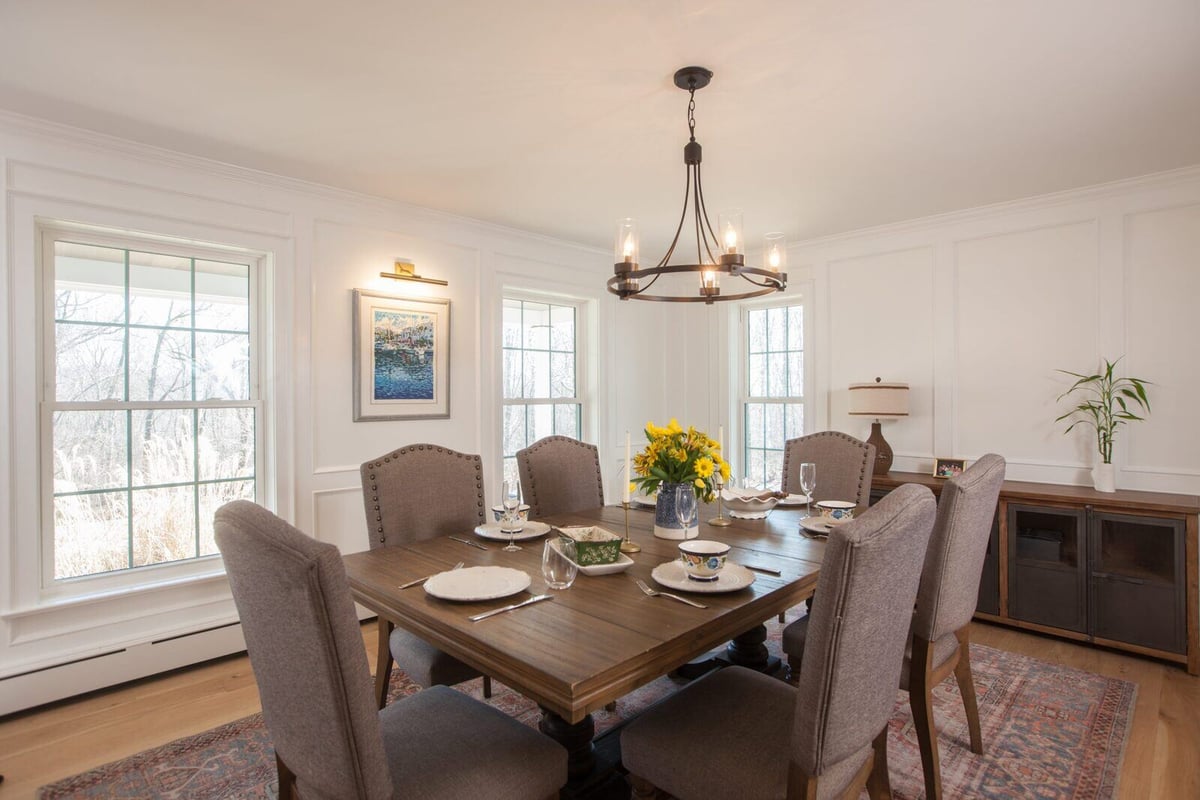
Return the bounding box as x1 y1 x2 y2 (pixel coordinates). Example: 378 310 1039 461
374 618 395 709
539 708 595 779
725 623 781 674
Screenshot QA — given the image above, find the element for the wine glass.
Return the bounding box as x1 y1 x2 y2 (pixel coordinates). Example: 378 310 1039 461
502 480 522 552
675 485 698 537
799 462 817 519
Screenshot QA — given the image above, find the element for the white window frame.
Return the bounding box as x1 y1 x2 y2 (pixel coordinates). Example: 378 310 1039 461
37 223 268 600
500 291 590 484
738 298 808 488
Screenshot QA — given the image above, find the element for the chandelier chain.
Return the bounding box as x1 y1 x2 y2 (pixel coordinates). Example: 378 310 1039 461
687 89 697 142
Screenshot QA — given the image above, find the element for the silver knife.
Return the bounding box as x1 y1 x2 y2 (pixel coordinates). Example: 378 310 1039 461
449 536 488 551
743 564 782 576
469 594 553 622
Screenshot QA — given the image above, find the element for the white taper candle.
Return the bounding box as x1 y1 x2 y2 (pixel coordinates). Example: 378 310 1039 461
624 431 632 502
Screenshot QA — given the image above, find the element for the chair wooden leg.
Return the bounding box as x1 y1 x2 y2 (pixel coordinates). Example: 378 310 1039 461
605 700 617 712
785 651 803 686
778 611 786 623
629 773 658 798
909 635 943 800
374 617 395 710
953 627 984 755
276 752 297 800
866 727 893 800
483 675 493 699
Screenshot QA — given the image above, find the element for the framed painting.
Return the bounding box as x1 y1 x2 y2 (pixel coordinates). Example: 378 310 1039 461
353 290 450 421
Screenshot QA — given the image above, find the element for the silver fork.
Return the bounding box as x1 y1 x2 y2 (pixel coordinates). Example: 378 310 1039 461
635 578 708 609
399 561 465 590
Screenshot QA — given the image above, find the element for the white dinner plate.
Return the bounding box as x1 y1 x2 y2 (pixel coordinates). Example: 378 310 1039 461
630 492 657 509
650 560 756 593
423 566 532 601
473 521 552 541
799 517 850 537
776 493 812 507
549 538 634 576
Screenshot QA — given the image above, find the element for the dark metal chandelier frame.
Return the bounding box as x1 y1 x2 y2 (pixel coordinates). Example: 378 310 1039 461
608 66 787 304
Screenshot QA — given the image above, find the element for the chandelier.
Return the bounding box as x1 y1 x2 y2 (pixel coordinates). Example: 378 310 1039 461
608 66 787 304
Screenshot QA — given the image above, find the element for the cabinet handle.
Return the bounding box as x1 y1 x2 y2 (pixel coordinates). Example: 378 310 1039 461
1092 571 1146 586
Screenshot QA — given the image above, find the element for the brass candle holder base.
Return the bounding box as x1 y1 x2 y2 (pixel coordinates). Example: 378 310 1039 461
619 501 641 553
709 485 732 527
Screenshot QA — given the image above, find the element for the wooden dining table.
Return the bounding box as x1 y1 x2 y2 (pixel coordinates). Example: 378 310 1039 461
342 501 827 787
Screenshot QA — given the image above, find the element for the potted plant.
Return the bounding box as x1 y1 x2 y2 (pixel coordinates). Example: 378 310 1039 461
1055 358 1151 492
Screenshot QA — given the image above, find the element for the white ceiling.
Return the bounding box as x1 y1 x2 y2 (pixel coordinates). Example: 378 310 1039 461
2 1 1199 254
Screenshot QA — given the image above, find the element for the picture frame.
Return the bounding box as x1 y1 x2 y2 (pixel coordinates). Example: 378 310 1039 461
353 289 450 421
933 457 966 479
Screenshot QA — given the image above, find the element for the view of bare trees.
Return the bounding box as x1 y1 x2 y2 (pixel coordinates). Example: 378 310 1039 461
500 299 581 487
51 242 255 579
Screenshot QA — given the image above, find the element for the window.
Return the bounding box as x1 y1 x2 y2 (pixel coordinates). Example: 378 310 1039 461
742 303 805 488
43 228 261 582
501 297 582 486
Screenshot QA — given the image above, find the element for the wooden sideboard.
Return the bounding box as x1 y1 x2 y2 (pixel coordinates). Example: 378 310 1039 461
871 471 1200 674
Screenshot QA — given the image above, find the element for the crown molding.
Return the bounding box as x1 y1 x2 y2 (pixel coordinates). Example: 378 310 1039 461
0 108 608 258
789 163 1200 252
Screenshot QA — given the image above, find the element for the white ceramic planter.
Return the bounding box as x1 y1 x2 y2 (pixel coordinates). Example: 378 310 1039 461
1092 463 1116 493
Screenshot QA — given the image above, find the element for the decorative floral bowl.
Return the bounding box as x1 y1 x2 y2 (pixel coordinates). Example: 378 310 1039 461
491 504 530 522
558 526 622 566
815 500 856 521
678 539 731 581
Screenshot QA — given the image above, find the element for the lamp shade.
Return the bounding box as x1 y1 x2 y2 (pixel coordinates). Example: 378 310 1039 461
848 380 909 418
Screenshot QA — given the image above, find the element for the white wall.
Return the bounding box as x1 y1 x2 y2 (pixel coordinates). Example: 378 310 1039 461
700 166 1200 495
0 112 667 713
2 106 1197 713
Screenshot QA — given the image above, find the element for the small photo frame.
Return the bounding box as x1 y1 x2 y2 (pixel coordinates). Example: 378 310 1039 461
933 458 966 479
353 289 450 421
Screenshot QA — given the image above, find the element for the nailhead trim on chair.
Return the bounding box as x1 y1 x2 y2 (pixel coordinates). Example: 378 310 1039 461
363 444 484 545
517 435 603 519
781 431 873 503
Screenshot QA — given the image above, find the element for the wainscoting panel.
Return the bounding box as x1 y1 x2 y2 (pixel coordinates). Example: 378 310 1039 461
953 221 1100 465
1123 203 1200 486
828 247 936 460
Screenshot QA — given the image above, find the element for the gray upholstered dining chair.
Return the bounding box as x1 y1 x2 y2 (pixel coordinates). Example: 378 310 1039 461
782 454 1006 800
215 501 566 800
780 430 876 507
361 443 491 705
516 435 605 517
621 483 937 800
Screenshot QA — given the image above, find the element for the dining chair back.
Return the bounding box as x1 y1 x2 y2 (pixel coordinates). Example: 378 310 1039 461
620 483 936 800
360 443 490 704
215 500 393 799
516 435 604 517
790 482 937 792
216 500 566 800
905 453 1006 799
781 431 875 506
360 443 486 548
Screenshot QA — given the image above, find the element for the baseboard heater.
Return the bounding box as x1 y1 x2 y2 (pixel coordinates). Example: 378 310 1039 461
0 621 248 715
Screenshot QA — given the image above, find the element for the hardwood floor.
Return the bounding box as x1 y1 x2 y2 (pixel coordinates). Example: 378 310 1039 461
0 621 1196 799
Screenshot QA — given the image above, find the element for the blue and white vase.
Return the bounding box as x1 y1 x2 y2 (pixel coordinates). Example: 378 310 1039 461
654 482 700 540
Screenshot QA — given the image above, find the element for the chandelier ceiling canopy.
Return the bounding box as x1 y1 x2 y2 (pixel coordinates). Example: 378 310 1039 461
608 66 787 304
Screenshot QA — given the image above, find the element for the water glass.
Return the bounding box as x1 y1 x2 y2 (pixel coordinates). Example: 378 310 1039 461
502 480 522 551
543 539 578 590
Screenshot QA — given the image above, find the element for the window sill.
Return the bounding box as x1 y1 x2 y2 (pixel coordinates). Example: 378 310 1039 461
2 566 230 623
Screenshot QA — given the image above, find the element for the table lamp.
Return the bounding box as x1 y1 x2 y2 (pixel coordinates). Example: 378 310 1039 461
848 378 910 474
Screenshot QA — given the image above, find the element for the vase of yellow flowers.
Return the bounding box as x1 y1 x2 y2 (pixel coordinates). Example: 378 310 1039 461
632 419 730 540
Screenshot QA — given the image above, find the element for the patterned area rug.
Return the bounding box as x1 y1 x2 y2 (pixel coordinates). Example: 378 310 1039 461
40 617 1135 799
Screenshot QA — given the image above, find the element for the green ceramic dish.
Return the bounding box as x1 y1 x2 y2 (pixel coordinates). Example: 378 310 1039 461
558 526 622 566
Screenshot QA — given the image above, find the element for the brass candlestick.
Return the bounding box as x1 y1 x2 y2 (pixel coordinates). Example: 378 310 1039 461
619 501 641 553
709 478 732 527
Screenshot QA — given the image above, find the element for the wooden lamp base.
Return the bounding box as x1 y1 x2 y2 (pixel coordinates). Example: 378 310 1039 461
866 420 894 474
